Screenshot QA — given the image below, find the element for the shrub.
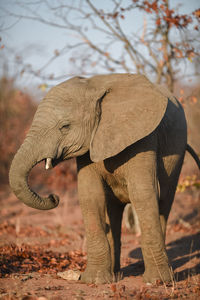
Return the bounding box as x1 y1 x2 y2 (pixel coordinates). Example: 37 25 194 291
0 77 36 186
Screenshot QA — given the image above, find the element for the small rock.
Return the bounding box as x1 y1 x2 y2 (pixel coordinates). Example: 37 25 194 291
57 270 81 281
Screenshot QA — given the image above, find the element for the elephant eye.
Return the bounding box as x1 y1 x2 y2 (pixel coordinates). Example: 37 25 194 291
60 124 70 133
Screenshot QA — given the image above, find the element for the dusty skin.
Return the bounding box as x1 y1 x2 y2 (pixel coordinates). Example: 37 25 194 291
8 74 200 285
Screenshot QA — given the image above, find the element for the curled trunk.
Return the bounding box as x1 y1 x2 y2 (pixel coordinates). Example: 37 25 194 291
9 140 59 210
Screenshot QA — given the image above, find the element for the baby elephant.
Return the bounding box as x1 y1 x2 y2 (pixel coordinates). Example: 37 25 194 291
9 74 200 284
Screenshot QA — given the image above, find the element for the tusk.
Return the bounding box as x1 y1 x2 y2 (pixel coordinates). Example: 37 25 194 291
45 158 53 170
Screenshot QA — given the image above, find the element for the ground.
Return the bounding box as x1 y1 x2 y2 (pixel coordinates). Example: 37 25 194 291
0 181 200 299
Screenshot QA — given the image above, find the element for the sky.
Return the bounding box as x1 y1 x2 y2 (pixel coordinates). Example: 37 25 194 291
0 0 199 94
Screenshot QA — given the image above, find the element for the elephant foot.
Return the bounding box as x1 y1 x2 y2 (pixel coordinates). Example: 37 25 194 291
143 265 174 285
80 267 114 284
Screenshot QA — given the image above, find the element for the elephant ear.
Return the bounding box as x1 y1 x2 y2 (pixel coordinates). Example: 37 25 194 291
89 74 168 162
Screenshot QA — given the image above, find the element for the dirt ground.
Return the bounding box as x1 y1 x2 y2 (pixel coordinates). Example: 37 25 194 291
0 178 200 299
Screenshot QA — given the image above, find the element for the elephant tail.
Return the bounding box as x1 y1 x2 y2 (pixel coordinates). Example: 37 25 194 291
186 144 200 169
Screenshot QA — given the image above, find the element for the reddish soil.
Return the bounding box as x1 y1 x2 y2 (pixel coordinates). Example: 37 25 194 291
0 180 200 299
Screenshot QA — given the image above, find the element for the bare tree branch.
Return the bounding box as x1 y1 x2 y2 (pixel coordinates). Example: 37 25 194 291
1 0 199 91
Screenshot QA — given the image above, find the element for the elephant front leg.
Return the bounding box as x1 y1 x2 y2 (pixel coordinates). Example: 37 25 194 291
77 163 113 284
128 152 173 284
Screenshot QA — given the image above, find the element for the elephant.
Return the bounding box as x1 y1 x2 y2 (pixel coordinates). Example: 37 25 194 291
9 74 200 284
124 203 141 235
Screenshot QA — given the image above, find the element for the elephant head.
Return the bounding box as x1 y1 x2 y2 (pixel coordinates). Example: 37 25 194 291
9 74 167 210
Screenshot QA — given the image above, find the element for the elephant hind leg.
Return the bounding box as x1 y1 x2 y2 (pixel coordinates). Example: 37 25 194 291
158 101 187 240
127 146 173 284
105 183 125 276
158 153 185 240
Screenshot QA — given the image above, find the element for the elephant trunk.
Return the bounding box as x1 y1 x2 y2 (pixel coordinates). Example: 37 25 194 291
9 140 59 210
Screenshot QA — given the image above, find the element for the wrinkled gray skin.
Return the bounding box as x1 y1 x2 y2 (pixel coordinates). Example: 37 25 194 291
9 74 198 284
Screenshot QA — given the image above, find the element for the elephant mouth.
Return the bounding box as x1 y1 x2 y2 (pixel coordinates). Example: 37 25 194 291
45 156 63 170
45 147 70 170
45 158 53 170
